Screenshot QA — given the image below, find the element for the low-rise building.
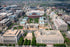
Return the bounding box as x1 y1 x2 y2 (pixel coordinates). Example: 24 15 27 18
0 13 7 21
34 29 64 44
3 30 22 44
39 17 45 27
54 19 68 31
0 34 3 44
20 17 28 26
15 10 23 17
8 14 17 23
24 23 39 30
62 15 70 22
0 18 11 30
26 10 44 18
66 31 70 39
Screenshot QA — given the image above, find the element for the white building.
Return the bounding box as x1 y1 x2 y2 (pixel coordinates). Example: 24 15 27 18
20 17 28 26
54 19 68 31
26 10 44 18
0 18 11 30
0 12 7 20
66 31 70 39
39 17 45 27
3 30 22 44
34 29 64 44
24 23 39 30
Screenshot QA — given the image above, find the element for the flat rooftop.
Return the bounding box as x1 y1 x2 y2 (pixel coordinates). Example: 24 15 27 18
55 19 67 26
0 18 10 23
3 30 21 36
0 13 7 16
34 29 64 40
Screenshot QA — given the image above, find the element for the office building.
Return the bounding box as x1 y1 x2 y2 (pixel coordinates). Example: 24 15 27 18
0 18 11 30
34 29 64 44
3 30 22 44
54 19 68 31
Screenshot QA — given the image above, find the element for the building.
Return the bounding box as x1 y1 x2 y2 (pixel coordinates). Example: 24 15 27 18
0 34 3 44
54 19 68 31
46 7 52 15
0 18 11 30
66 31 70 39
0 13 7 21
34 29 64 44
24 33 33 40
26 10 44 18
39 17 45 27
3 30 22 44
8 14 18 23
20 17 28 26
62 15 70 22
50 12 58 21
23 23 39 30
15 10 23 17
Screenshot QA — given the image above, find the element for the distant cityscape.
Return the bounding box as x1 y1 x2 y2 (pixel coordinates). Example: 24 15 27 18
0 0 70 47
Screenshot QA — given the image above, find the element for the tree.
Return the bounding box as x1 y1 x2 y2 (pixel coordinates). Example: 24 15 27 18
24 32 27 36
27 40 31 45
31 37 36 45
24 39 28 45
8 44 12 46
12 44 15 46
14 27 17 29
18 37 24 45
31 32 36 45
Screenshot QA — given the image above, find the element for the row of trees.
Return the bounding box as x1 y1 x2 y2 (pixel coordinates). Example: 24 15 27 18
18 36 24 45
0 44 15 46
31 32 46 46
31 32 36 45
18 32 46 46
54 44 66 47
24 39 31 45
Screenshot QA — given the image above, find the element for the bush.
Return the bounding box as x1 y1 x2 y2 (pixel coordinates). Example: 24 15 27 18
54 44 66 47
46 29 48 30
14 27 17 29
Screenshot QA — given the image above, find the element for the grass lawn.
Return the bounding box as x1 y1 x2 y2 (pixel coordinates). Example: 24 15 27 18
29 18 39 23
14 26 23 29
